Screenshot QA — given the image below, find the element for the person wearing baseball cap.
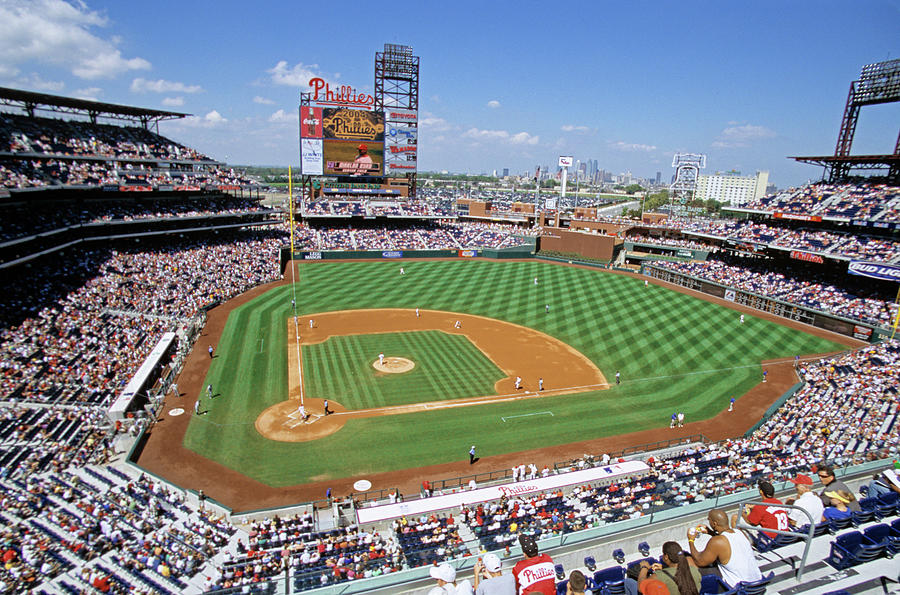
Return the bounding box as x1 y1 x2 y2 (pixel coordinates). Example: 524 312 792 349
742 480 789 539
430 562 473 594
512 534 555 595
351 143 373 176
473 552 514 595
786 473 824 527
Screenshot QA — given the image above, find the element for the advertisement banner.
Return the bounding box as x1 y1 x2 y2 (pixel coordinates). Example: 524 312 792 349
300 107 323 138
381 251 403 258
385 124 417 144
458 250 479 258
724 289 736 302
773 212 822 222
558 156 574 167
848 260 900 282
384 108 417 122
386 162 416 172
357 460 649 524
323 108 384 141
323 139 382 176
853 325 873 340
301 139 324 176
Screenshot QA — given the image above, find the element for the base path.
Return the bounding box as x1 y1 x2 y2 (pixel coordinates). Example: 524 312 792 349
255 309 607 442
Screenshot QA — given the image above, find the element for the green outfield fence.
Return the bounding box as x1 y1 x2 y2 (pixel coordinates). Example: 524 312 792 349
281 238 536 264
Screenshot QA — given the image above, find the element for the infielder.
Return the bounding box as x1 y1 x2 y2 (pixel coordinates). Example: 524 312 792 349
454 320 461 329
515 376 522 390
729 396 735 412
415 307 420 318
740 314 744 324
206 383 213 398
677 412 685 427
309 318 314 329
538 377 544 391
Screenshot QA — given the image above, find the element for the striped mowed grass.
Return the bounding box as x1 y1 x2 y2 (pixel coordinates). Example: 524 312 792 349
302 331 505 409
183 259 847 486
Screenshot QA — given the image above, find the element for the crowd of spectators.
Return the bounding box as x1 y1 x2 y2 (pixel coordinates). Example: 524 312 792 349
741 182 900 223
292 221 532 251
302 198 454 218
651 258 897 327
0 194 271 243
625 234 720 253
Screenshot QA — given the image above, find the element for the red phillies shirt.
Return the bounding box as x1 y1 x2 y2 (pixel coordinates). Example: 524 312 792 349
747 497 790 538
513 554 555 595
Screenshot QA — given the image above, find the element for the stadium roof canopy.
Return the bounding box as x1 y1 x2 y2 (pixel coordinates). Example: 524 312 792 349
789 154 900 184
0 87 190 127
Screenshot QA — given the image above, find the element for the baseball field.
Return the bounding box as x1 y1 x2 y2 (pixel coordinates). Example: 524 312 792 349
172 259 852 492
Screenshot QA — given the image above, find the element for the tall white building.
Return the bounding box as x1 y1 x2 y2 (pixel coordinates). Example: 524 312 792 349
694 170 769 205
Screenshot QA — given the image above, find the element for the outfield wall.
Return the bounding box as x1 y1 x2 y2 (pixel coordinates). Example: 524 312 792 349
287 242 535 262
642 263 886 342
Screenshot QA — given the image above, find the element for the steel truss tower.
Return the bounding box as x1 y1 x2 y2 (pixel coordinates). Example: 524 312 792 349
375 44 420 197
669 153 707 213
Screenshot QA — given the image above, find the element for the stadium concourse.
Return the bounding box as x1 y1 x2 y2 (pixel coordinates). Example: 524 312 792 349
0 101 898 594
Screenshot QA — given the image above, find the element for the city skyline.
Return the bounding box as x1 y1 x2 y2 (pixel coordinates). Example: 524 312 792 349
0 0 897 187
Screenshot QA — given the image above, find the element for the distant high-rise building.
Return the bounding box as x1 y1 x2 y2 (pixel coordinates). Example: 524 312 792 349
694 171 769 205
502 168 509 177
656 171 661 185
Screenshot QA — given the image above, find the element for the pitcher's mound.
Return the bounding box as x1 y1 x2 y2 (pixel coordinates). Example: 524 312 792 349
373 357 415 374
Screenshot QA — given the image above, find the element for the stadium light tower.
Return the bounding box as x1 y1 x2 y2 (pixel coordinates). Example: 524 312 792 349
669 153 706 216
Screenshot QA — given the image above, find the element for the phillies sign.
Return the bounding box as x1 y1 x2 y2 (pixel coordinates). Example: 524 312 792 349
308 77 374 108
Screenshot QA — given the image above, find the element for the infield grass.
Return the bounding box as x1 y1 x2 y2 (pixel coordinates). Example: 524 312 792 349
183 259 849 486
303 331 505 408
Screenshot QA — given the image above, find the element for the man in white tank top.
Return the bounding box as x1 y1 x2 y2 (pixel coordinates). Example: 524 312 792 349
686 509 762 588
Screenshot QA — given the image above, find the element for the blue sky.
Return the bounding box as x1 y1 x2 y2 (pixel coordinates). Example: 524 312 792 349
0 0 898 187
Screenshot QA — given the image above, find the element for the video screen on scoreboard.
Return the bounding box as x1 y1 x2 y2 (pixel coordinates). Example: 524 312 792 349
321 107 385 176
323 139 384 176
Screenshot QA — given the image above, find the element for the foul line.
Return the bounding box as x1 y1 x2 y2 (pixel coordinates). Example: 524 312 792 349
502 411 553 422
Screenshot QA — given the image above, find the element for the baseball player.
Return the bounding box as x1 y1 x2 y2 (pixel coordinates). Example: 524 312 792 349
170 382 179 396
415 307 420 318
515 376 522 390
400 267 405 275
194 399 200 415
454 320 461 329
763 370 768 382
469 445 476 465
677 412 685 427
615 371 620 385
206 383 213 399
298 403 309 422
512 465 519 482
545 304 550 314
538 377 544 391
729 396 735 412
379 352 385 365
645 279 649 287
309 318 314 329
323 399 332 415
670 413 677 428
534 277 538 286
740 314 744 324
208 345 214 358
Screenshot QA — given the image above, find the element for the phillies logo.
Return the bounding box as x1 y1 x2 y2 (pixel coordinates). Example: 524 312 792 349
308 77 374 107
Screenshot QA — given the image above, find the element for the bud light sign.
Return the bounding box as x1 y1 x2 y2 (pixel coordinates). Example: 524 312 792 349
848 261 900 282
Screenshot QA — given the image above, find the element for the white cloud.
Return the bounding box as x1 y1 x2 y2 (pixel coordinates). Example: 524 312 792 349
161 96 184 107
253 95 275 105
510 131 539 145
561 124 589 132
463 127 539 145
0 0 150 79
267 60 334 87
419 115 452 132
609 140 657 152
4 73 65 92
182 110 228 128
74 87 101 101
131 78 202 94
486 100 501 109
268 109 297 123
712 123 776 148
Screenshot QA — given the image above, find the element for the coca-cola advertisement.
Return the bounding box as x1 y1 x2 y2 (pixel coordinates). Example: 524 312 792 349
300 106 323 138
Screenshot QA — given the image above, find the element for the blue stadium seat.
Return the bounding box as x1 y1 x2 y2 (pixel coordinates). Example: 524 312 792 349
851 497 879 525
555 563 566 580
593 565 626 594
827 530 886 569
827 514 854 534
584 555 596 571
555 579 568 595
863 523 895 557
753 530 799 552
876 491 899 517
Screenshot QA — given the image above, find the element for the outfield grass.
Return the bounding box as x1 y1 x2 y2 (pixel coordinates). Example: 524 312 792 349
303 331 504 408
183 260 848 486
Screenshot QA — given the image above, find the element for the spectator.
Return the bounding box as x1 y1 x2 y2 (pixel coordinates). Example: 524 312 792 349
686 509 761 589
822 490 855 521
512 534 555 595
566 569 589 595
815 464 861 512
473 552 514 595
742 480 789 539
865 469 900 499
785 474 824 528
430 562 473 595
